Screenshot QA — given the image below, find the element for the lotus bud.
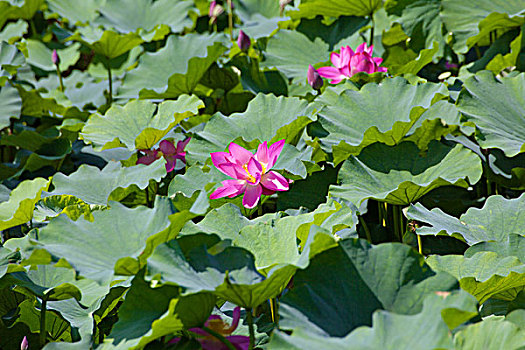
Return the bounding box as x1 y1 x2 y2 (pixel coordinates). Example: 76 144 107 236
237 30 251 52
307 65 323 90
52 49 60 65
21 337 28 350
209 1 224 24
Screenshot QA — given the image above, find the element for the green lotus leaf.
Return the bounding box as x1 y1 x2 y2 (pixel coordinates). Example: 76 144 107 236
407 194 525 245
44 281 115 346
97 0 193 38
10 299 72 342
279 239 460 337
0 41 25 85
443 0 525 53
454 316 525 350
0 0 44 29
24 40 81 72
329 141 482 206
229 55 288 96
68 27 143 60
51 161 166 205
46 0 105 24
34 198 182 284
486 29 523 73
186 93 318 164
316 77 449 164
0 177 49 231
148 226 334 308
0 83 21 129
234 0 281 19
296 16 369 51
118 33 228 99
389 0 445 56
276 164 339 211
466 234 525 264
182 203 341 270
427 252 525 303
0 130 72 158
108 273 214 349
0 19 27 43
262 30 330 82
7 265 81 301
288 0 382 19
33 195 96 222
272 291 477 349
81 96 203 150
387 41 440 75
16 86 87 119
0 247 20 278
445 134 525 190
456 71 525 157
35 70 108 109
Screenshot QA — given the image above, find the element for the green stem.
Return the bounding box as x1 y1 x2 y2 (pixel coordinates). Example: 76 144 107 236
227 0 234 41
246 307 255 350
474 45 481 60
56 156 66 172
417 234 423 255
269 298 279 324
30 19 37 37
107 64 113 104
40 297 47 347
56 66 64 92
359 215 373 243
202 326 237 350
369 13 374 47
392 205 402 242
378 201 385 227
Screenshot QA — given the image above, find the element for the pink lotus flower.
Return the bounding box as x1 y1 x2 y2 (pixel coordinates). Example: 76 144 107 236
210 140 289 209
136 138 190 172
317 43 387 84
170 307 249 350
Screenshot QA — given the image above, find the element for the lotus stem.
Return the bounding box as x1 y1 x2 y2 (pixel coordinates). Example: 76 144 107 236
474 45 481 60
369 13 374 47
269 298 279 324
359 215 373 243
417 234 423 255
227 0 234 41
55 66 64 92
107 64 113 104
40 297 47 347
378 201 386 227
392 205 402 242
246 307 255 350
202 326 237 350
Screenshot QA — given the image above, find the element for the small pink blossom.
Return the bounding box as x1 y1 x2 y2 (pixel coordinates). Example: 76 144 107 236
136 138 190 172
170 307 249 350
209 1 224 24
307 64 323 90
52 49 60 65
317 43 387 84
210 140 289 209
237 30 251 52
21 336 28 350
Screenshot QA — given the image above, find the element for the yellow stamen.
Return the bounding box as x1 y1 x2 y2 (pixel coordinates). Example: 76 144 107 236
242 163 257 183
